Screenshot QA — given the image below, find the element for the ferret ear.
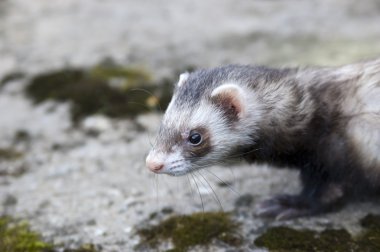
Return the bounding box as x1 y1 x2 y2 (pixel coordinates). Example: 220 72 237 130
211 83 246 120
177 72 189 87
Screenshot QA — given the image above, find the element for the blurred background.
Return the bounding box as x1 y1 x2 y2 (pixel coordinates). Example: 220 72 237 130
1 0 380 251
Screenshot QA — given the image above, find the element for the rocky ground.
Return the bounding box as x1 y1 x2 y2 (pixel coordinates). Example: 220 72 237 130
1 0 380 251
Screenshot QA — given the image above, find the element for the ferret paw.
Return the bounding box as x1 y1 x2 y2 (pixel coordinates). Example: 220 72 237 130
255 194 314 220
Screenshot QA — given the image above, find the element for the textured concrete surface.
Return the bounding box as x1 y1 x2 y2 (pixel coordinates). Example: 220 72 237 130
1 0 380 251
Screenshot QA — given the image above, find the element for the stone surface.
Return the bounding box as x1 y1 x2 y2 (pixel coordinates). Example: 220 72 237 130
0 0 380 251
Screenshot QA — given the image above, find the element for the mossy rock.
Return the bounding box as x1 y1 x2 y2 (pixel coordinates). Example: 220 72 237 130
25 67 173 123
358 214 380 251
254 226 357 252
0 216 101 252
0 148 23 161
136 212 242 251
13 130 31 143
360 214 380 231
254 214 380 252
0 71 25 88
62 244 100 252
0 216 53 252
0 148 25 176
89 65 151 89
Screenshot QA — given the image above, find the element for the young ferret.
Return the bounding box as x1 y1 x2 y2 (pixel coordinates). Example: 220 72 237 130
146 59 380 220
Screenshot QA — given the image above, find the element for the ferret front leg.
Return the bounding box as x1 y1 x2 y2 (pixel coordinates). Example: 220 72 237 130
256 194 314 220
256 173 345 220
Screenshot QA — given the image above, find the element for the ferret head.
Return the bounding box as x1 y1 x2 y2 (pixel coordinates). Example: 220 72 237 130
146 66 261 176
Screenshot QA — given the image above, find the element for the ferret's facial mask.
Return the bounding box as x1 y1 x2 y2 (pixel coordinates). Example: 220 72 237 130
146 73 248 176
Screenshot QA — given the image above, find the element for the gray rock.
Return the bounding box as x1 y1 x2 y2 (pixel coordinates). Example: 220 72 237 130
0 0 380 251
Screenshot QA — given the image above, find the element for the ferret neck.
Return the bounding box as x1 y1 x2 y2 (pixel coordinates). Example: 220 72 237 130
252 78 315 156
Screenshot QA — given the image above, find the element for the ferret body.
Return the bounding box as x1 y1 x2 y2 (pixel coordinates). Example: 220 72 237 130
146 59 380 219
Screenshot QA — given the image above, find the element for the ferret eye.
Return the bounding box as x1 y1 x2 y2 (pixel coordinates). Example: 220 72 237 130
188 132 202 145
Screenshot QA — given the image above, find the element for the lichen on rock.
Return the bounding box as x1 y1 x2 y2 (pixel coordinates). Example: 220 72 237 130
0 148 23 161
0 216 53 252
0 216 101 252
254 214 380 252
136 211 242 251
25 66 173 123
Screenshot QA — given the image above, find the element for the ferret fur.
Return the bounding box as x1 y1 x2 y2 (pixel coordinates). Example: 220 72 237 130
146 59 380 219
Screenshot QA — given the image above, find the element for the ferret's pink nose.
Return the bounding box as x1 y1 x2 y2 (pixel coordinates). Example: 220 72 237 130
147 161 164 172
146 154 164 172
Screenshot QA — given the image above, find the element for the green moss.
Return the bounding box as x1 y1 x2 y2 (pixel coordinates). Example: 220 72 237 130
254 226 357 252
254 214 380 252
0 216 53 252
25 67 173 123
0 148 23 160
62 244 100 252
360 214 380 231
0 72 25 87
0 216 101 252
136 212 242 251
14 130 31 143
0 147 25 177
358 214 380 251
89 65 151 89
0 147 25 176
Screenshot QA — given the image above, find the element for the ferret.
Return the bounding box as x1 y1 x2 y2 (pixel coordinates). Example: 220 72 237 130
146 59 380 220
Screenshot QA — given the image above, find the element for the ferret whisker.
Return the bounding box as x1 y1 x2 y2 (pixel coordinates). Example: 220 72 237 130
144 131 153 148
188 163 240 196
193 172 214 210
189 162 224 170
197 170 224 211
155 174 159 207
225 147 262 159
171 158 186 164
185 148 262 167
148 131 155 148
126 100 156 148
130 88 163 113
191 172 204 213
186 174 195 200
205 148 263 163
203 169 240 196
187 159 232 169
127 101 152 111
228 167 237 189
167 176 178 200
